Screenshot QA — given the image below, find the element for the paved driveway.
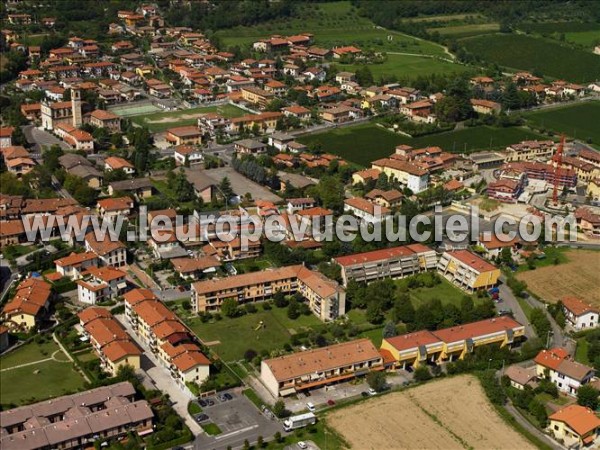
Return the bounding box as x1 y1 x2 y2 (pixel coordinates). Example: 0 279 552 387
23 125 70 152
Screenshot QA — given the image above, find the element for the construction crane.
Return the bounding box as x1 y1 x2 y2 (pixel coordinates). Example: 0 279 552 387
552 135 566 205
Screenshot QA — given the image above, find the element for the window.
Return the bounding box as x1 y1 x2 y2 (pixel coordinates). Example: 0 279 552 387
554 425 559 431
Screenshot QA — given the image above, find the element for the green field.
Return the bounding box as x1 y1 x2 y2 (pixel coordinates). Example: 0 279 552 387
405 13 487 24
298 123 544 167
428 23 500 38
564 30 600 47
519 21 600 48
460 34 600 83
131 104 246 133
337 54 471 82
0 341 87 407
523 101 600 145
215 1 447 57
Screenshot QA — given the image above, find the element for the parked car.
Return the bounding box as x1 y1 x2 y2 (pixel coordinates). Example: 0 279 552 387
297 442 308 449
223 393 233 400
306 402 315 412
368 388 377 396
194 413 209 423
327 399 335 406
205 398 215 406
198 399 207 407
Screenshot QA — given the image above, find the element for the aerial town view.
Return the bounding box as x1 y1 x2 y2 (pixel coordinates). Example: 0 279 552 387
1 0 600 449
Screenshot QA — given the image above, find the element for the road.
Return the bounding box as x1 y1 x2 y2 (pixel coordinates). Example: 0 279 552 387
23 124 70 153
498 275 535 340
504 402 563 450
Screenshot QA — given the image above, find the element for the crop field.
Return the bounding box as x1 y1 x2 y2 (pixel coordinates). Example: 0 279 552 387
565 30 600 47
519 22 600 48
517 249 600 307
130 104 246 133
327 375 536 450
523 101 600 145
337 54 471 82
298 123 543 167
215 1 446 57
460 34 600 83
428 23 500 38
405 13 488 24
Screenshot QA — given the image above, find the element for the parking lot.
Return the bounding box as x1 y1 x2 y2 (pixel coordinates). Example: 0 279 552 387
205 166 283 204
193 388 282 450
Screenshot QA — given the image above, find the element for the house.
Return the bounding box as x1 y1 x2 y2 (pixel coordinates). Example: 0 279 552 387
534 348 595 396
352 168 382 185
54 123 94 152
147 230 187 260
84 231 127 267
0 383 153 449
335 71 355 84
78 308 141 376
470 99 501 115
333 243 437 286
476 233 521 259
174 144 203 166
282 105 311 122
0 127 14 148
562 297 599 330
380 316 525 369
504 364 538 390
575 207 600 238
191 265 345 321
268 132 295 151
55 251 99 280
365 189 403 208
1 278 52 332
261 339 383 397
97 197 134 222
171 256 221 280
241 86 274 108
371 158 428 193
486 179 524 203
548 405 600 448
302 67 326 82
287 197 316 214
228 112 282 135
104 156 135 175
332 46 362 59
89 109 121 132
344 197 391 224
166 126 202 146
0 325 9 352
76 266 127 304
320 105 359 123
234 139 266 155
108 178 154 199
184 169 215 203
0 220 27 248
437 250 500 292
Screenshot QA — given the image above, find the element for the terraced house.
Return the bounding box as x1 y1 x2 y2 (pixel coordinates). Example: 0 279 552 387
380 316 525 369
1 277 52 331
437 250 501 292
191 264 346 321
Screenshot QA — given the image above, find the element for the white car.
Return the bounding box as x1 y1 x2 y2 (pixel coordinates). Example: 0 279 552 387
306 402 315 412
368 388 377 396
297 442 308 449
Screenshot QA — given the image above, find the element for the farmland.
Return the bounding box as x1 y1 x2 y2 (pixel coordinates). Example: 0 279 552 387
130 104 246 133
516 249 600 307
215 1 447 57
327 375 536 450
460 34 600 83
519 22 600 48
523 101 600 145
298 123 544 167
428 23 500 38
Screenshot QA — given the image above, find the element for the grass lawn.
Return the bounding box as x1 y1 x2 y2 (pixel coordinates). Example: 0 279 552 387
188 401 203 415
232 257 273 274
523 101 600 146
399 277 479 308
359 327 385 348
215 1 446 57
1 360 87 407
564 30 600 47
337 54 471 83
243 388 265 409
298 123 544 167
188 308 322 362
517 297 534 320
0 340 60 368
575 338 590 365
515 247 569 273
131 104 246 133
201 423 222 436
459 34 600 83
2 244 37 259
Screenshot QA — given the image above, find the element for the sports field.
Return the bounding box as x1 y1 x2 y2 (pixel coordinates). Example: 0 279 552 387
517 249 600 307
215 1 447 58
328 375 536 450
110 102 162 117
297 123 543 166
524 101 600 145
460 34 600 83
130 104 247 133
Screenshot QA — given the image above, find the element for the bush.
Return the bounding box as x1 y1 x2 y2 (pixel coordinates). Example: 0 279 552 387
414 366 432 382
244 349 257 362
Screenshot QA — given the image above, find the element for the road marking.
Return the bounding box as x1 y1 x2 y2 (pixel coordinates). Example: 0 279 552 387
214 424 259 440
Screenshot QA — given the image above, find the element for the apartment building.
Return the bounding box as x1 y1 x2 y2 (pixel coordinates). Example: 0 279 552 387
333 243 438 286
549 405 600 448
261 338 384 397
76 266 127 304
437 250 500 292
55 251 99 279
123 289 211 388
89 109 121 132
191 265 346 321
241 86 274 108
343 197 391 224
562 296 599 330
505 140 555 162
371 158 429 193
0 383 153 450
78 307 141 376
1 278 52 332
534 348 595 396
228 112 282 135
165 125 202 146
380 316 525 369
97 196 134 222
85 231 127 267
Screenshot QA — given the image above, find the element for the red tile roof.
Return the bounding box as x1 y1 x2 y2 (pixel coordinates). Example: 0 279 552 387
550 405 600 436
445 250 497 273
562 296 598 316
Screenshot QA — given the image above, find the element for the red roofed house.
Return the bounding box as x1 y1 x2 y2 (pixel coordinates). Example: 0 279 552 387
89 109 121 132
97 197 134 222
76 266 127 304
470 98 502 115
562 297 599 330
55 251 99 280
166 126 202 146
344 197 391 224
104 156 135 175
534 348 595 396
1 277 52 331
549 404 600 447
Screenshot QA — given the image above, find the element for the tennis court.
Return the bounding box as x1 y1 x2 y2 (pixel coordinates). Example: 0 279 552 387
110 102 162 117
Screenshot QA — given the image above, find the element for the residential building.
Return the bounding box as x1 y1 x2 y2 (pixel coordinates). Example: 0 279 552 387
171 256 221 280
343 197 391 224
166 125 202 146
380 316 525 369
333 243 437 286
228 112 282 135
174 144 203 166
191 265 346 321
78 307 141 375
97 196 134 222
437 250 500 292
534 348 595 396
89 109 121 132
365 189 403 208
371 158 429 193
562 296 599 330
352 168 381 185
575 207 600 238
76 266 127 304
104 156 135 174
1 278 52 332
241 86 274 108
54 123 94 152
261 338 384 397
548 405 600 448
0 383 153 450
470 98 501 115
234 139 266 155
108 178 154 199
0 325 9 352
282 105 311 122
0 127 13 148
287 197 316 214
268 132 295 151
504 364 538 390
476 234 521 259
55 251 99 280
486 178 524 203
84 231 127 267
505 140 555 162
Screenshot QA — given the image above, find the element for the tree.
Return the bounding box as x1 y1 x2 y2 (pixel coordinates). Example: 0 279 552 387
366 371 386 393
257 435 264 448
393 293 415 324
528 398 548 427
355 65 374 86
366 299 384 324
244 349 257 362
414 365 432 382
273 400 287 418
273 291 288 308
577 385 599 410
219 176 234 200
382 321 397 338
287 297 300 319
221 298 238 318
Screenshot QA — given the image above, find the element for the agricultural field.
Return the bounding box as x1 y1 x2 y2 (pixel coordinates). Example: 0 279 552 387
130 104 246 133
327 375 536 450
215 1 447 57
298 123 544 167
428 23 500 38
523 101 600 145
516 249 600 307
337 54 471 82
0 340 87 407
519 21 600 49
459 34 600 83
